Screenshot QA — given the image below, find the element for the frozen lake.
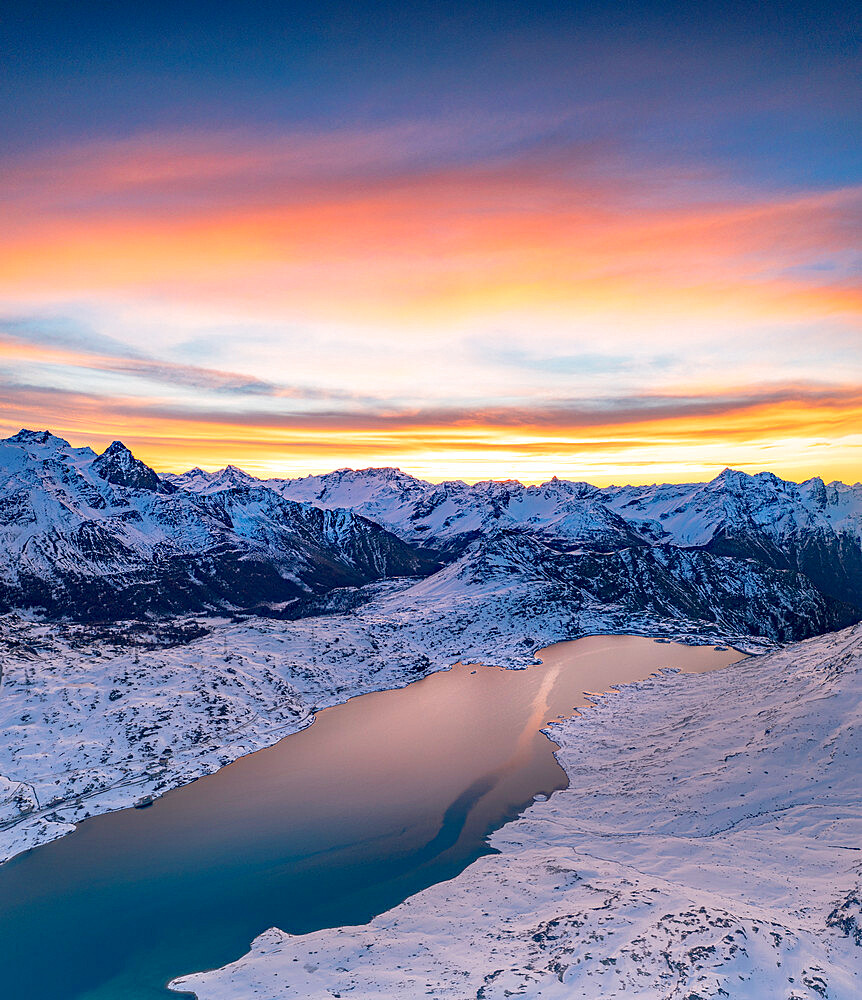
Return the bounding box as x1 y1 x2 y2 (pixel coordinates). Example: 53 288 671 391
0 635 742 999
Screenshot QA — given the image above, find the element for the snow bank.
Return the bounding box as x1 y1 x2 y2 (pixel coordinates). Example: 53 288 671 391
173 624 862 999
0 575 767 866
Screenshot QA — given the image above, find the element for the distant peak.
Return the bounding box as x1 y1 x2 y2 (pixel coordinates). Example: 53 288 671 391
91 441 173 493
210 465 256 487
4 428 71 449
330 466 413 482
102 439 132 457
712 468 786 491
711 467 751 488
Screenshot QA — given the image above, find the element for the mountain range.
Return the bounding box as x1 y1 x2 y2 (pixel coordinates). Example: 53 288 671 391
0 430 432 619
2 429 861 640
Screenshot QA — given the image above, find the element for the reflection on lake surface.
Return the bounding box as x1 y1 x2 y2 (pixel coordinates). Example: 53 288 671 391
0 635 743 999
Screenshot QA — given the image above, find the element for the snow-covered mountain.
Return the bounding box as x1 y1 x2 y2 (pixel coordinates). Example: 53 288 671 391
0 431 433 618
3 429 860 637
417 527 849 641
603 469 862 610
169 467 623 554
171 465 862 578
169 460 862 640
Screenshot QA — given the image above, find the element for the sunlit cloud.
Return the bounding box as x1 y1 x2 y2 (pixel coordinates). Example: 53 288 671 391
0 325 372 403
1 128 859 330
1 373 860 486
1 121 859 484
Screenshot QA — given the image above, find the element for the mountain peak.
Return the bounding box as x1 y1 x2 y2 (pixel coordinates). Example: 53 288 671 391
103 439 133 458
220 464 253 479
4 428 71 449
711 468 788 496
710 467 755 492
714 467 748 481
91 441 174 493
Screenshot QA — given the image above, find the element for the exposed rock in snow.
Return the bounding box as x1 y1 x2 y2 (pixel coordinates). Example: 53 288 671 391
172 624 862 1000
172 459 862 637
91 439 174 493
603 469 862 610
172 462 862 572
4 430 861 639
0 431 432 618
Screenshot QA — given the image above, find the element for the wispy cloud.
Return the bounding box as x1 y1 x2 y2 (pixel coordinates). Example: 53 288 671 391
2 125 859 330
2 373 859 434
3 375 860 485
0 320 369 402
1 122 859 483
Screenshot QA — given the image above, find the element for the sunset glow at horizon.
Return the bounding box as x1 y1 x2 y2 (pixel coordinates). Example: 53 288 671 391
2 1 859 485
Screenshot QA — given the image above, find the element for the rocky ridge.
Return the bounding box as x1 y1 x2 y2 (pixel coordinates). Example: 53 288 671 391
4 429 860 642
0 431 433 619
170 456 862 642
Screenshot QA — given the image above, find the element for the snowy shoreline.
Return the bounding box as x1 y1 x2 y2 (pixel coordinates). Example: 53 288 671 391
171 623 862 999
0 574 771 866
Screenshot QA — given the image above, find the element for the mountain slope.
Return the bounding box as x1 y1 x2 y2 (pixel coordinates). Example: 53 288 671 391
176 465 862 574
603 469 862 608
5 429 861 637
171 461 862 640
0 431 433 619
173 623 862 1000
421 528 855 642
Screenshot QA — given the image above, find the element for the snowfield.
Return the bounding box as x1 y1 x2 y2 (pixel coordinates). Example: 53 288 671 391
0 573 768 865
172 624 862 1000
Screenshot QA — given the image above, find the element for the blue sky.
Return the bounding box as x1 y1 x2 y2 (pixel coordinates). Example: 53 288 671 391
1 0 859 482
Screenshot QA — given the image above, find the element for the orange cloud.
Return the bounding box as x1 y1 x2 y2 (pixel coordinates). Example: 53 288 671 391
2 129 859 485
1 378 859 486
1 131 859 332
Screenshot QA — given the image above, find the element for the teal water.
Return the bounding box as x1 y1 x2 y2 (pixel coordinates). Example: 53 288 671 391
0 636 742 999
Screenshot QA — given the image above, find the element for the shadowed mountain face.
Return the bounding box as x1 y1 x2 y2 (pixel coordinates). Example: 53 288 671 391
443 529 857 643
170 460 862 642
2 430 861 638
91 440 176 494
0 432 437 620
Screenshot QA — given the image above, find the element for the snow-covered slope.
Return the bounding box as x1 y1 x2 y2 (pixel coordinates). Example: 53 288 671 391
170 460 862 639
5 430 859 635
172 464 862 573
0 431 433 618
429 527 849 641
230 468 628 554
604 469 862 609
173 624 862 1000
0 566 774 866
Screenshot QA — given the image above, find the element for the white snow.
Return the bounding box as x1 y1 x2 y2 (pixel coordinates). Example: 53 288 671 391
0 571 766 865
170 462 862 554
172 624 862 1000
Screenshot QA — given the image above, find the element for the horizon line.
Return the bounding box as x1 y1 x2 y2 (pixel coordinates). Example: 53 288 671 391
3 426 859 491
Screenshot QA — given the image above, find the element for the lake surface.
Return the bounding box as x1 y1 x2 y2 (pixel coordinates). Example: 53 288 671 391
0 635 742 999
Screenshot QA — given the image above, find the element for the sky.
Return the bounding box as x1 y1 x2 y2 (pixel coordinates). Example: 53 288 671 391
1 0 860 484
